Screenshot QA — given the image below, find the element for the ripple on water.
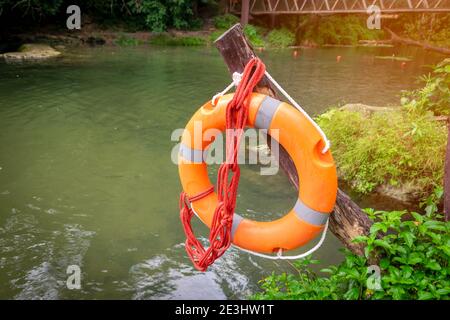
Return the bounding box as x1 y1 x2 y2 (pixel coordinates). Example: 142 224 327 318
128 238 263 300
0 210 95 299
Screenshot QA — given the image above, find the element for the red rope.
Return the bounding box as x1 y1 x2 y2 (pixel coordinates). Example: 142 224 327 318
179 58 266 271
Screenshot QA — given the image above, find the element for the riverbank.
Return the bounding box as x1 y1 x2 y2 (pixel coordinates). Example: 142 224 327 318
2 12 450 54
317 58 449 203
253 58 450 301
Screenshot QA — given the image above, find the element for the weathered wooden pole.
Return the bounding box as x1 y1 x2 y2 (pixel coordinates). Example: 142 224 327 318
444 120 450 221
214 24 372 256
241 0 250 26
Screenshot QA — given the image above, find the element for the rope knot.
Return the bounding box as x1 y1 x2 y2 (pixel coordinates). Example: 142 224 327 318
180 58 266 271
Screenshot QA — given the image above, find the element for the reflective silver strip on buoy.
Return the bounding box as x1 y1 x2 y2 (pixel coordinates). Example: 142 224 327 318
231 214 244 239
255 96 282 130
294 198 329 226
179 143 206 163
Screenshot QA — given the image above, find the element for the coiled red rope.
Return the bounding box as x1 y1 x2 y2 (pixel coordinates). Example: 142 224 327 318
179 58 266 271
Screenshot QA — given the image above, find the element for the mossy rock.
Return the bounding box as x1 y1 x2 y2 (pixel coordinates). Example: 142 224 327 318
2 43 61 62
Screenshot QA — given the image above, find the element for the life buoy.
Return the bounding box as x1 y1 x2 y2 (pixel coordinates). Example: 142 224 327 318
178 93 337 254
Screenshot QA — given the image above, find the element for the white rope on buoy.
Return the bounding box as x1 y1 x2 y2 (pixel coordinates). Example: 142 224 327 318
263 71 330 153
233 220 329 260
211 70 330 153
207 68 333 261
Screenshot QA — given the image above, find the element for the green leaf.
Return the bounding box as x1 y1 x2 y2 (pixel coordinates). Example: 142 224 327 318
399 231 415 247
425 260 441 271
407 253 423 265
373 239 392 251
380 258 390 269
320 268 334 274
344 287 360 300
411 211 424 223
352 235 368 243
436 288 450 296
418 291 434 300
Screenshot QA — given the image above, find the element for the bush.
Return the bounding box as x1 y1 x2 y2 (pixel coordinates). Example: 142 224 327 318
402 59 450 116
209 30 224 43
149 34 206 46
267 28 295 47
317 60 449 197
119 0 201 32
253 188 450 300
302 15 383 45
243 24 266 47
398 13 450 48
316 108 446 197
213 14 239 29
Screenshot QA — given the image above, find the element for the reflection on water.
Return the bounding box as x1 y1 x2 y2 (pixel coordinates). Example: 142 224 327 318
0 45 444 299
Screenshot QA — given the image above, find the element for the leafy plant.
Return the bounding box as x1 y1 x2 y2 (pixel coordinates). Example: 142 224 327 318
401 58 450 116
149 34 206 46
127 0 199 32
115 34 143 46
397 13 450 48
267 28 295 48
253 188 450 300
301 15 383 46
244 24 266 47
213 14 239 29
316 107 446 197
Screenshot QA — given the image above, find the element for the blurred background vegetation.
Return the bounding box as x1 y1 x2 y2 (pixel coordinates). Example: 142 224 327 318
1 1 449 48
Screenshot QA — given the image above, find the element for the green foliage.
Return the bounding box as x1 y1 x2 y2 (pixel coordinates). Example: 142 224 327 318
397 13 450 48
213 14 239 29
243 24 266 47
127 0 199 32
149 34 206 46
0 0 204 32
211 22 266 48
316 108 446 197
209 30 224 43
302 15 383 45
253 189 450 300
115 34 143 46
267 28 295 48
128 0 167 32
0 0 64 18
402 59 450 116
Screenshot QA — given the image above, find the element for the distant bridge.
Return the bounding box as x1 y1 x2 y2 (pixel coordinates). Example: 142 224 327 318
231 0 450 17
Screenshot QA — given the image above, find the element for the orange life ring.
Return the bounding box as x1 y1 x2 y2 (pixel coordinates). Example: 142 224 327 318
178 93 337 253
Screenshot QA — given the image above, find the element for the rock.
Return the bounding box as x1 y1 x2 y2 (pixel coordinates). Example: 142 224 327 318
340 103 394 116
376 183 421 203
1 43 61 62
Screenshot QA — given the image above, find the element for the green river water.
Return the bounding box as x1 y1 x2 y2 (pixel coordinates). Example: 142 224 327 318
0 45 444 299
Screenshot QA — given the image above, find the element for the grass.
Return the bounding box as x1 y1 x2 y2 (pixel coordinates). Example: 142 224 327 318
115 34 143 46
149 34 206 46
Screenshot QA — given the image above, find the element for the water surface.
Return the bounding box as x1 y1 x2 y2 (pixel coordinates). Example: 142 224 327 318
0 45 444 299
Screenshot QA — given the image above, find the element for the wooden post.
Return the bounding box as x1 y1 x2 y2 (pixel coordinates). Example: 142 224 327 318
241 0 250 26
214 24 372 256
444 120 450 221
